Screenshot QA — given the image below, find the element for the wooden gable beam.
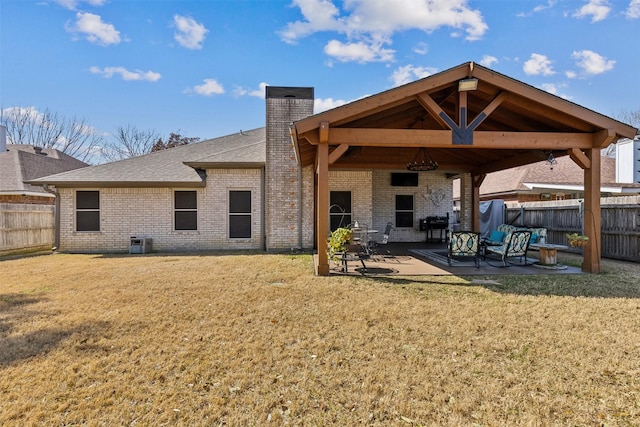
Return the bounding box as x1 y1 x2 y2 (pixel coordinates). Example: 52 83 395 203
469 91 509 128
294 66 470 135
568 148 591 169
593 128 616 148
300 128 593 150
415 92 451 129
328 144 349 165
471 67 637 138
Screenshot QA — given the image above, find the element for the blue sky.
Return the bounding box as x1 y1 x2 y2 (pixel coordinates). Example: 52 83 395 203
1 0 639 161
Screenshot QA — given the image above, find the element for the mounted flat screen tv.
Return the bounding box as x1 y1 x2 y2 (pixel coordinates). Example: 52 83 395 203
391 172 419 187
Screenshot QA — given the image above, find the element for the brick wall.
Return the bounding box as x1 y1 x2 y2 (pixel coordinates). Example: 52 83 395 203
459 173 472 230
58 168 263 253
264 88 314 251
329 170 373 227
372 170 453 242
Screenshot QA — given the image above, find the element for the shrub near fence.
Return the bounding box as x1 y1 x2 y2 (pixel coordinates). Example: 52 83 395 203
0 203 54 255
505 196 640 262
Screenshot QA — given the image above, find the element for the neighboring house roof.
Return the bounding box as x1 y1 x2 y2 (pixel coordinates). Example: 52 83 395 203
0 144 88 196
28 128 266 187
453 156 640 199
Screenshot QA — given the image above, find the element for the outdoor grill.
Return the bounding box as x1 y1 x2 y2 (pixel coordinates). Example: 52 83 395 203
420 215 449 243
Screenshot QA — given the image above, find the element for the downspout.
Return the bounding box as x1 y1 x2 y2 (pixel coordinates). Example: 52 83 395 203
43 184 60 251
290 123 304 251
261 166 266 251
298 163 303 250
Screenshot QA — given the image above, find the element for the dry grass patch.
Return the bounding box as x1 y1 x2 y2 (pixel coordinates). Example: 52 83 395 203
1 252 639 425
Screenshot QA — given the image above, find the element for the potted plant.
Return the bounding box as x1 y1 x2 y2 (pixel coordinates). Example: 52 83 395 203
566 233 589 247
328 227 353 261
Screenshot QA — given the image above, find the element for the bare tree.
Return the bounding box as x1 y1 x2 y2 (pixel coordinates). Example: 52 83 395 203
617 109 640 132
607 108 640 156
101 124 160 161
0 106 103 163
151 132 200 152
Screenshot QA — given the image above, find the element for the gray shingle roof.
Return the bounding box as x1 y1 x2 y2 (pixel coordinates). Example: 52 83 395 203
0 145 88 194
480 155 618 196
453 156 640 199
27 127 266 187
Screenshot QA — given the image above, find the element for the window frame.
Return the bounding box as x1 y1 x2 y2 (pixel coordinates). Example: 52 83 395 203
228 190 252 239
395 194 414 228
174 190 198 231
329 191 352 231
75 190 100 232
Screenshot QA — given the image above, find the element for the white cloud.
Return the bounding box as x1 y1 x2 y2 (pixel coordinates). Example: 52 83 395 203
540 83 571 100
627 0 640 18
533 0 557 13
184 79 225 96
572 50 615 75
279 0 488 63
324 39 395 63
413 42 429 55
517 0 556 17
573 0 611 22
390 65 438 87
523 53 555 76
173 15 208 50
66 12 121 46
314 98 349 113
233 82 268 98
54 0 107 10
565 70 578 78
479 55 498 68
90 66 161 82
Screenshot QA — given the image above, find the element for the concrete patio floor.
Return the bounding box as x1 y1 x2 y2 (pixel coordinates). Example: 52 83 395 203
326 242 583 277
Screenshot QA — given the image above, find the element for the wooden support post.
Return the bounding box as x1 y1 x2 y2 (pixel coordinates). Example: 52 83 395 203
582 147 602 273
316 122 330 276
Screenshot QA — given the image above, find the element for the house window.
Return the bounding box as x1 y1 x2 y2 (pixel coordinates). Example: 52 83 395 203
395 194 414 228
174 191 197 230
229 190 251 238
330 191 352 231
76 190 100 232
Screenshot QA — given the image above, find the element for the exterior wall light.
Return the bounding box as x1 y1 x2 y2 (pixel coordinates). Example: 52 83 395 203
458 78 478 92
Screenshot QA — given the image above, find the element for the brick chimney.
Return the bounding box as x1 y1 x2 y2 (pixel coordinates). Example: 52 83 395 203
264 86 314 251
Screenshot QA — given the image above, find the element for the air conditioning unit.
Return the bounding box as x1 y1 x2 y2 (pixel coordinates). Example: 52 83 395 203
130 237 152 254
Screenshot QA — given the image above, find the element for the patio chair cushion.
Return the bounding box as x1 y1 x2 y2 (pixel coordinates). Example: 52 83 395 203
485 230 532 266
448 231 480 268
488 230 506 244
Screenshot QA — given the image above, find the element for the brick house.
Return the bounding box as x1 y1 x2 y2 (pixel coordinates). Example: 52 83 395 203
28 63 637 273
26 86 452 253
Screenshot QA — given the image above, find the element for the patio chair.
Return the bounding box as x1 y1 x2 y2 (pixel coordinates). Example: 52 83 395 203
448 231 480 268
370 222 394 259
485 230 532 267
341 243 369 274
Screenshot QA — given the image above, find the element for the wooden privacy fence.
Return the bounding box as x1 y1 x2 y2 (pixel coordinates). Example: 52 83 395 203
0 203 54 255
504 196 640 262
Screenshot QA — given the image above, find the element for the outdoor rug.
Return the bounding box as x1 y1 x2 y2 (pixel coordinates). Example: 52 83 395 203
409 249 539 268
409 249 479 267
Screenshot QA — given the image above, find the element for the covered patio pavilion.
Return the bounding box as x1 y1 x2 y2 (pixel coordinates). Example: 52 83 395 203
291 62 637 276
